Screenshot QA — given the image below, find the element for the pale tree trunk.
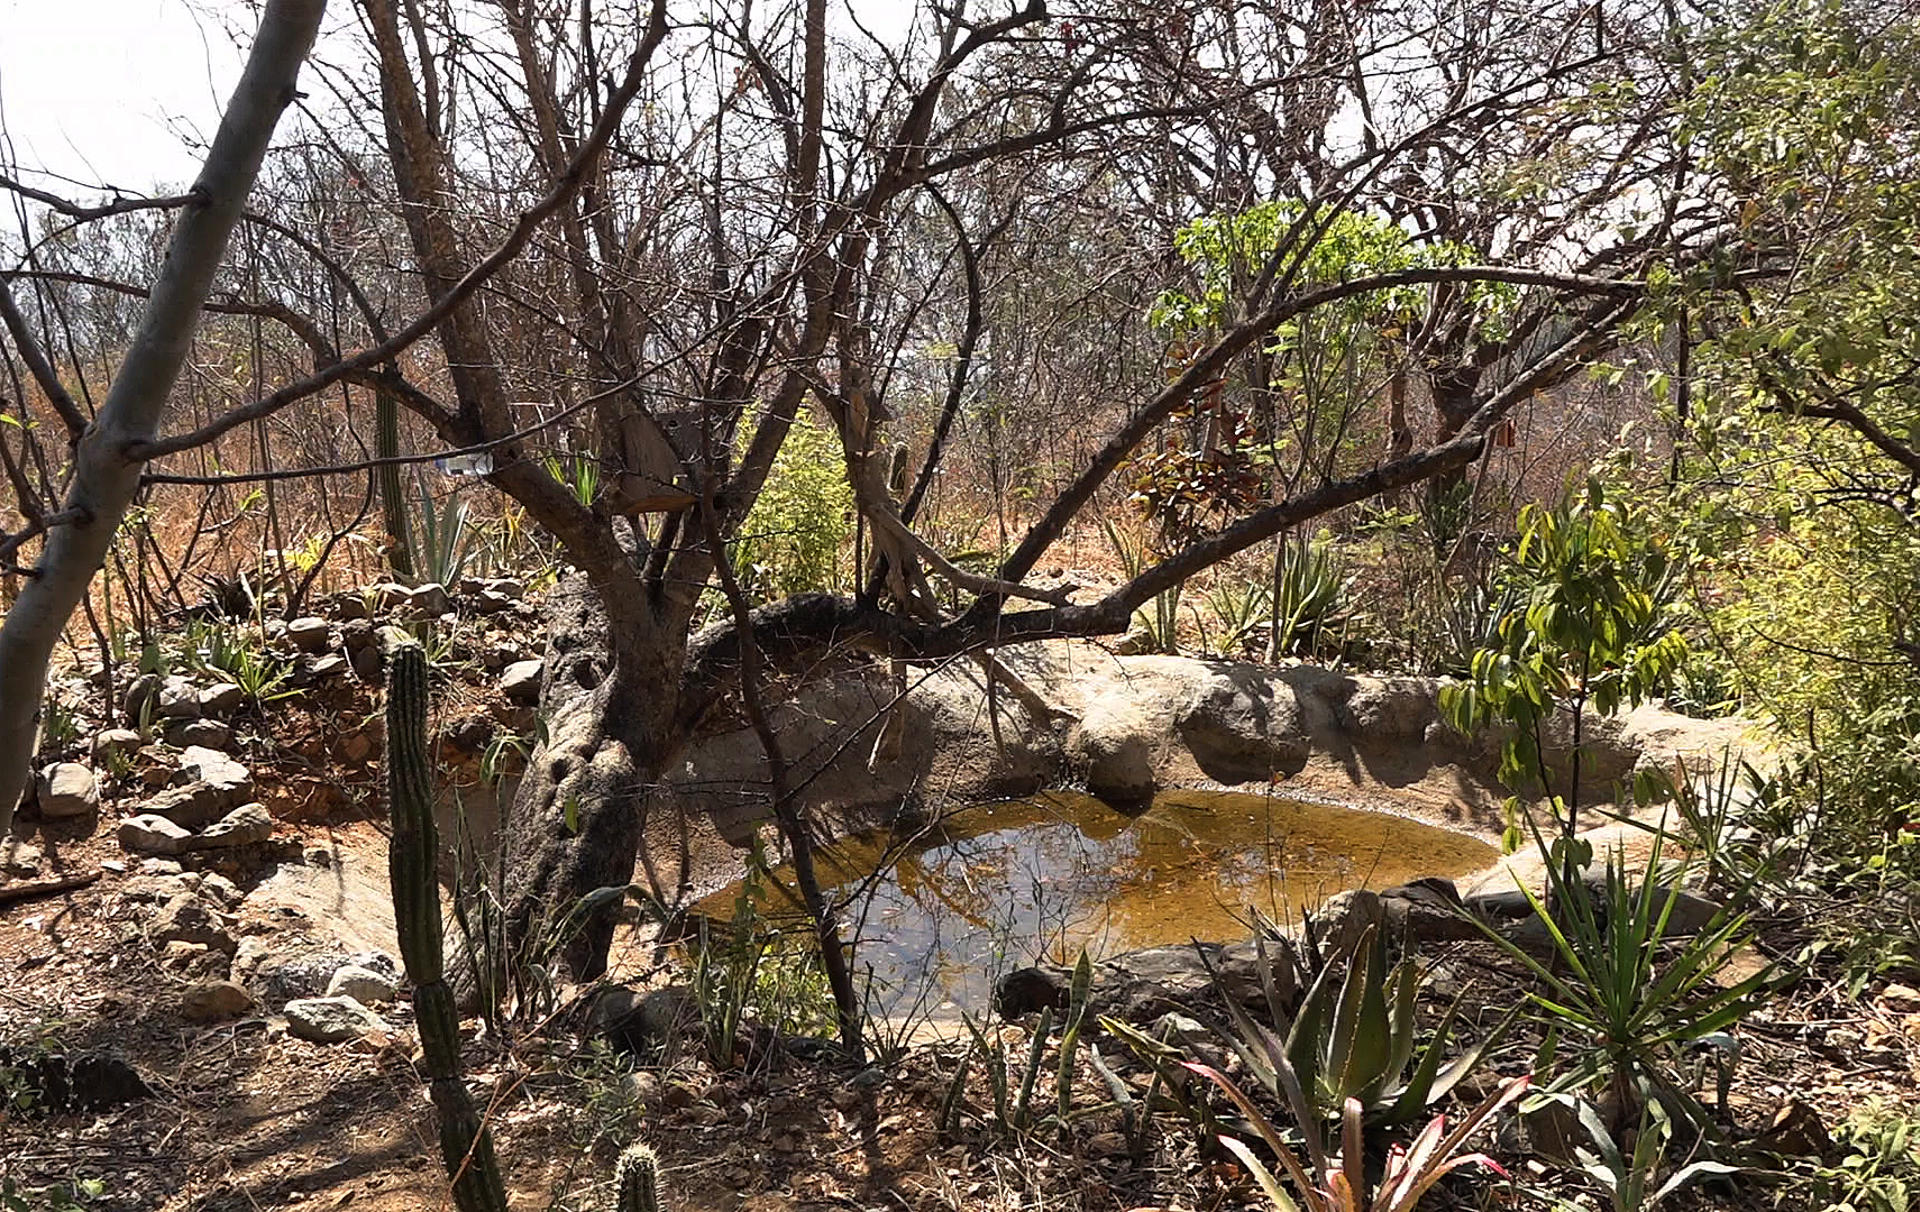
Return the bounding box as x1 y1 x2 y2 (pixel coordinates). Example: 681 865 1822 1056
0 0 326 834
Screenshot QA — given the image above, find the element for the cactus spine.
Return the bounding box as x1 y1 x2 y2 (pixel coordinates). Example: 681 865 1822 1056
386 640 509 1212
614 1144 665 1212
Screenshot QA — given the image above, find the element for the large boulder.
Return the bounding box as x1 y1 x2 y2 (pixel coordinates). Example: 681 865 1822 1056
1071 697 1158 803
1176 669 1308 783
119 815 192 855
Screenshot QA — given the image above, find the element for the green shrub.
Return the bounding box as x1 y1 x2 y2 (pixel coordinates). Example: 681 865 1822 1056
733 411 853 600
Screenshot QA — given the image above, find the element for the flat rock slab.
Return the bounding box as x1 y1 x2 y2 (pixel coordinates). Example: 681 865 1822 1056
178 746 252 800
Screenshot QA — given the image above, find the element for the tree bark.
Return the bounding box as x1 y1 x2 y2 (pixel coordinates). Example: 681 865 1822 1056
0 0 325 833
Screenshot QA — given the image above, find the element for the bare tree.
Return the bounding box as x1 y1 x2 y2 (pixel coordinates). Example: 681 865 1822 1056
0 0 1729 999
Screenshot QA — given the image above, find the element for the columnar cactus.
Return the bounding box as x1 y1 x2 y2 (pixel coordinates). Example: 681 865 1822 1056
614 1143 664 1212
386 640 509 1212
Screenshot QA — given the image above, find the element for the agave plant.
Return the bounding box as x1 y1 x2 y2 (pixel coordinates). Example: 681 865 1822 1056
409 472 473 588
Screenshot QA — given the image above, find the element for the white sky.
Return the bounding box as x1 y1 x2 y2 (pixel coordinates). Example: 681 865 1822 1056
0 0 252 193
0 0 924 198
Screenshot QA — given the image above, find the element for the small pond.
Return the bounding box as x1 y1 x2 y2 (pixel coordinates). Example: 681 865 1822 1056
696 789 1496 1018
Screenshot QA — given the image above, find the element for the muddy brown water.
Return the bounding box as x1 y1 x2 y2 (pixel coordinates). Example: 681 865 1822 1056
695 789 1496 1018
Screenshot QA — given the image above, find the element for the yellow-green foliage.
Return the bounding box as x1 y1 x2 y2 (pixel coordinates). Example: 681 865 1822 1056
734 410 853 600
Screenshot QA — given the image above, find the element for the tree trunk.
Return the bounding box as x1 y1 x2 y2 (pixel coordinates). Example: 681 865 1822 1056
498 574 682 984
0 0 324 833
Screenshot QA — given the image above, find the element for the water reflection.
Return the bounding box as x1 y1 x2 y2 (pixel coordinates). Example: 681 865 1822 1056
696 790 1495 1017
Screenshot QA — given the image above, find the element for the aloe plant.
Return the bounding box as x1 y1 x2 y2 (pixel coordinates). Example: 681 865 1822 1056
948 951 1098 1138
409 472 473 588
1269 535 1346 659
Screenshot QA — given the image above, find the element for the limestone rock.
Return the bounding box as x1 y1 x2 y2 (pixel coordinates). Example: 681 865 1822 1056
285 996 386 1043
157 675 202 719
199 682 247 715
1072 697 1156 803
92 728 143 762
404 583 451 616
286 617 333 652
1177 672 1307 783
2 840 42 877
36 762 99 818
118 874 197 903
309 655 348 680
195 803 274 849
151 893 235 952
118 814 193 856
995 938 1300 1025
181 980 255 1023
1307 889 1386 956
144 783 232 831
163 941 232 981
501 659 544 705
178 746 252 802
344 951 400 984
198 872 244 910
164 718 233 750
326 964 397 1005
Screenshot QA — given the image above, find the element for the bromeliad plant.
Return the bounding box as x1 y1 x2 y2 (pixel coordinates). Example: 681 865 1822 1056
1187 1060 1530 1212
1186 927 1509 1133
